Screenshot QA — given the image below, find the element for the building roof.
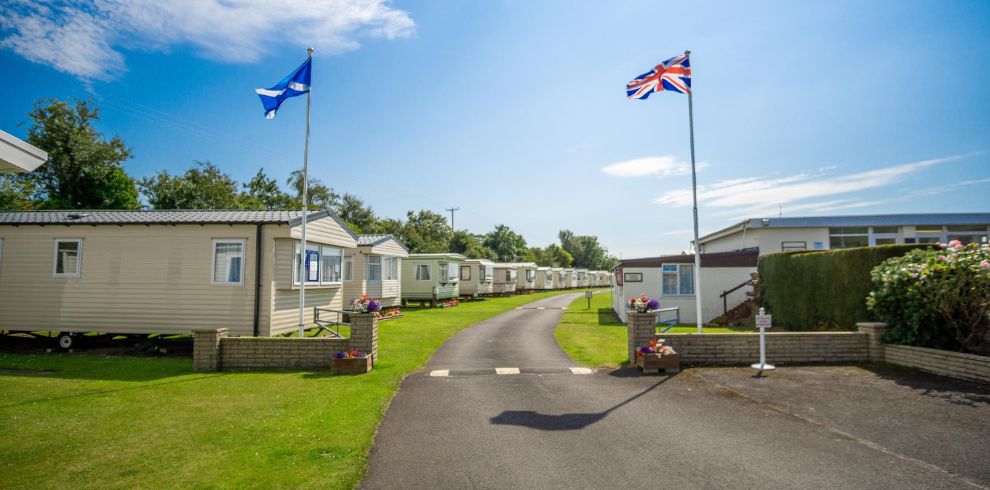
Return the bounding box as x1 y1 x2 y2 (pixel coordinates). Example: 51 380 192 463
407 253 467 260
615 249 759 269
0 130 47 174
356 234 409 251
698 212 990 244
0 209 359 239
502 262 538 268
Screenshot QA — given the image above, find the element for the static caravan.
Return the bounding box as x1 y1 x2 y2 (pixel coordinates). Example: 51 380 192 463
401 253 465 304
509 262 537 291
459 258 495 297
0 210 358 346
552 267 566 289
575 268 589 288
492 263 518 295
343 234 409 309
562 268 577 288
535 266 554 290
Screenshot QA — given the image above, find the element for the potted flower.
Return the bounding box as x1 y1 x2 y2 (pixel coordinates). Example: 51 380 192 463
635 338 679 373
628 295 660 313
351 295 381 314
332 349 372 374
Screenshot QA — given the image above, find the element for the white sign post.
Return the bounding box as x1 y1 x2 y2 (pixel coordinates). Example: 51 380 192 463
752 307 775 372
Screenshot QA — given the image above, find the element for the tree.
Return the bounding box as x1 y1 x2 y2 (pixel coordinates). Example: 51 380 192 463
241 168 294 210
524 244 573 267
25 98 139 209
450 230 496 259
287 170 339 210
336 193 377 233
140 161 243 209
483 224 528 262
0 174 38 210
401 210 451 253
558 229 611 269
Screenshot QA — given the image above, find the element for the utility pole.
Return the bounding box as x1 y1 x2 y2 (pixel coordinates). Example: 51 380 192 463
445 207 460 231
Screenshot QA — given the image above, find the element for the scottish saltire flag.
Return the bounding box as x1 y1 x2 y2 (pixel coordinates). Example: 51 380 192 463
626 54 691 100
256 57 312 119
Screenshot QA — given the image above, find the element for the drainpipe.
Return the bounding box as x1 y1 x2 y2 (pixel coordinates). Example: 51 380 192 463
253 224 263 337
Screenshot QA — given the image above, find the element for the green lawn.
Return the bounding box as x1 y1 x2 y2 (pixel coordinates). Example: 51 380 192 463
555 292 750 368
0 289 594 489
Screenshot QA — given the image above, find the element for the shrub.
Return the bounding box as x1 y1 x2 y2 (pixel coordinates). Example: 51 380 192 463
868 241 990 353
758 244 933 331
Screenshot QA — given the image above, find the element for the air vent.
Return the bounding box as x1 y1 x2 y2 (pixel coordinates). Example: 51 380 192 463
67 213 89 220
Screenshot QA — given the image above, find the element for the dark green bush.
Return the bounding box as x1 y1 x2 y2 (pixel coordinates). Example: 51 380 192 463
758 244 934 331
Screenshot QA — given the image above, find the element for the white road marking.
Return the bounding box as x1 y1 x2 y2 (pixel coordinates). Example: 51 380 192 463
429 370 449 377
537 306 546 310
495 367 521 375
569 367 594 375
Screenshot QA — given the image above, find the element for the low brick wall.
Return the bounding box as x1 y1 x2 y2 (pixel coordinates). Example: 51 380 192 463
884 344 990 384
193 313 378 372
658 332 870 365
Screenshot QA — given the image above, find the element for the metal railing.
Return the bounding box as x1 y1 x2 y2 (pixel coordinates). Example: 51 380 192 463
655 306 680 334
719 278 755 316
313 307 349 338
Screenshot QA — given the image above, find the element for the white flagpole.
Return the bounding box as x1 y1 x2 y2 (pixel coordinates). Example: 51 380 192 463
298 47 314 338
685 49 703 334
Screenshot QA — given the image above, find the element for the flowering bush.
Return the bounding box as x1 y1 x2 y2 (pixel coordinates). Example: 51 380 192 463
868 241 990 353
627 295 660 313
335 349 367 359
636 338 676 357
351 295 381 314
439 299 460 308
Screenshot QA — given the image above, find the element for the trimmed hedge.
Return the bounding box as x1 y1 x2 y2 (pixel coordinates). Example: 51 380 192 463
758 244 935 331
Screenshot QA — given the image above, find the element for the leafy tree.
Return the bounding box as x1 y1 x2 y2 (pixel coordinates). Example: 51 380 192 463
25 98 139 209
140 161 242 209
524 244 573 267
450 230 496 259
287 170 339 210
366 217 405 237
0 175 38 210
336 193 377 233
401 210 451 253
241 168 294 210
558 229 611 269
483 224 528 262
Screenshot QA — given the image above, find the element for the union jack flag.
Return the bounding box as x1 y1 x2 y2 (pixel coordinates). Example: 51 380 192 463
626 54 691 100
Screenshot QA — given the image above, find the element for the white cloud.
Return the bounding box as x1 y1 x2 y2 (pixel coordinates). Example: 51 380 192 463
0 0 415 80
655 155 970 211
662 228 692 236
601 155 706 178
908 177 990 197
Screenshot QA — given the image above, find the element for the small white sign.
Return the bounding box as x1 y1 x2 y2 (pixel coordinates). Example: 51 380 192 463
585 291 593 299
755 314 772 329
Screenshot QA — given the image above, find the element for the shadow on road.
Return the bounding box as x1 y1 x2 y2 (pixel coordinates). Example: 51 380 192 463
489 373 677 431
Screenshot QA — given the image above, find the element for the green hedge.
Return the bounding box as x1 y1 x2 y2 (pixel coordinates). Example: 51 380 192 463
758 244 935 331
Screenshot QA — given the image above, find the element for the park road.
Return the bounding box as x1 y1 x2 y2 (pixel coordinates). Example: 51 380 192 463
362 292 987 489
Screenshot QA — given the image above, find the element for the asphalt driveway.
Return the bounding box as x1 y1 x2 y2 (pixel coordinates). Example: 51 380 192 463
364 293 990 489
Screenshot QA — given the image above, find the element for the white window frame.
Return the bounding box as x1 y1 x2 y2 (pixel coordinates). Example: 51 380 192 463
460 265 471 281
415 264 431 281
343 255 353 281
661 263 694 296
367 255 382 282
320 245 343 285
211 239 246 286
53 238 83 278
482 265 493 282
623 272 643 282
293 242 321 286
526 269 535 282
387 257 399 280
781 241 807 252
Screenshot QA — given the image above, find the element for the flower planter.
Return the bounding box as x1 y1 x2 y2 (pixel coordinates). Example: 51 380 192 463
332 356 372 374
635 352 680 374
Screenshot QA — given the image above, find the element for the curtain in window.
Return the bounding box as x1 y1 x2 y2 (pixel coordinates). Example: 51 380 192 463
56 241 80 275
322 246 342 282
416 264 431 280
367 256 382 281
214 242 243 283
679 264 694 295
343 256 353 281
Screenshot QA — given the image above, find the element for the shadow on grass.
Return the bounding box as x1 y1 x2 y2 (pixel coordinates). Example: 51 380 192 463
489 372 677 431
859 362 990 407
596 307 623 326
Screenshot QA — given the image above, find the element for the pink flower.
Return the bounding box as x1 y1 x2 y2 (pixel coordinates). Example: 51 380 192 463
948 240 963 249
939 243 948 249
980 260 990 270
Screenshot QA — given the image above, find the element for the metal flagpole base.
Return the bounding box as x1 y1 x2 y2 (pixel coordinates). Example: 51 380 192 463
751 363 776 371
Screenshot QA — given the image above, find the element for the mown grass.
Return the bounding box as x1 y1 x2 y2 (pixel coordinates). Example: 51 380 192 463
554 292 750 368
0 289 591 490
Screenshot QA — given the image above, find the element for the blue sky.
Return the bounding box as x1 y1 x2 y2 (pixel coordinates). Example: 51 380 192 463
2 0 989 258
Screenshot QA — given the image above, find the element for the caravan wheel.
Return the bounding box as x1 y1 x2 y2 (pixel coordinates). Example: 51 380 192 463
57 333 78 350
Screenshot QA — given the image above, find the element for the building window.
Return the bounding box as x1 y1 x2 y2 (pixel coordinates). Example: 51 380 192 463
383 257 399 280
661 264 694 296
526 269 535 282
506 269 516 282
321 246 342 284
623 272 643 282
947 225 988 245
343 256 353 281
443 262 459 282
781 241 806 252
828 227 869 249
52 239 83 278
294 242 321 284
367 256 382 281
482 265 493 282
415 264 431 281
460 265 471 281
212 239 244 285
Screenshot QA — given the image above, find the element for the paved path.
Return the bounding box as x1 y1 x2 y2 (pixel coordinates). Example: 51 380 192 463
363 293 990 489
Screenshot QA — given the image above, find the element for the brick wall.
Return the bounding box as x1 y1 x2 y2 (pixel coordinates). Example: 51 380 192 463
883 345 990 384
656 332 869 365
193 313 377 372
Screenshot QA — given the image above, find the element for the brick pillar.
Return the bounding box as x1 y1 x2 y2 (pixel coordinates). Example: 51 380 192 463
857 322 888 362
628 312 657 365
350 313 379 365
193 328 228 372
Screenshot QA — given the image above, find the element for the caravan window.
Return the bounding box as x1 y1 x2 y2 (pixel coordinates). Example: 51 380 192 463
448 262 460 281
343 256 353 281
526 269 535 281
54 239 83 278
460 265 471 280
661 264 694 296
384 257 399 280
483 265 494 281
294 242 321 285
367 256 382 281
212 239 244 285
416 264 431 281
321 246 342 284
